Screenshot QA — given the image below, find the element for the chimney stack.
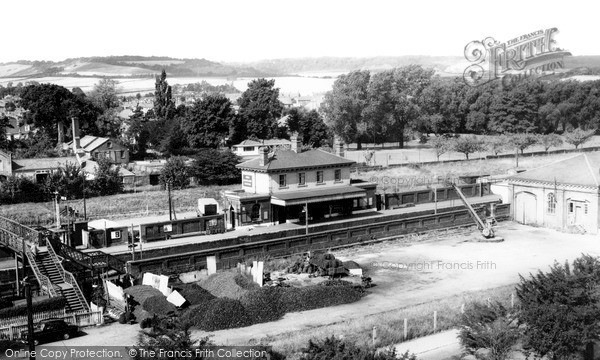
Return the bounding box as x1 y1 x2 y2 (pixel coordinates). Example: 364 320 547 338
71 117 81 150
259 146 269 166
334 136 345 158
291 132 302 153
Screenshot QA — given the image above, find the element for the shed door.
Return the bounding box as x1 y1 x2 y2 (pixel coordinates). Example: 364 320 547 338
515 192 537 225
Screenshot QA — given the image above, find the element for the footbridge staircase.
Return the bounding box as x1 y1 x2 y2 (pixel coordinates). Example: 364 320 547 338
0 216 90 312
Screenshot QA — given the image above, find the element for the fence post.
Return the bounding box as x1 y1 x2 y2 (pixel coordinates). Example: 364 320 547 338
372 326 377 346
461 303 465 314
403 318 407 340
433 311 437 332
8 325 13 340
511 293 515 308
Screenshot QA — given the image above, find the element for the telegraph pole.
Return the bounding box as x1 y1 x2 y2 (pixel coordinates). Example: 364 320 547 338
21 274 35 359
167 181 173 221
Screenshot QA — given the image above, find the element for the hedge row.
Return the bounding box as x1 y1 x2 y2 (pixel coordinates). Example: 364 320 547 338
189 281 365 331
0 296 66 318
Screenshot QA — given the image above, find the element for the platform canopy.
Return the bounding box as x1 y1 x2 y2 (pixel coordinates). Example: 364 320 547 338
270 186 366 206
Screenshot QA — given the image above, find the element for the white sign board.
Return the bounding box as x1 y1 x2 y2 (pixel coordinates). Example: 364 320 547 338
206 256 217 275
166 290 186 307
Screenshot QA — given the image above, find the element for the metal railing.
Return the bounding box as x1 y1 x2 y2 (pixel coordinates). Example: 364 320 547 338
46 241 90 312
24 248 59 297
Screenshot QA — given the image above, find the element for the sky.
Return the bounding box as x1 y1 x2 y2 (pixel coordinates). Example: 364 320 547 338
1 0 598 63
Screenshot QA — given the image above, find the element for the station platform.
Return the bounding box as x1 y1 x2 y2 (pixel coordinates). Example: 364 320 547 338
97 194 501 256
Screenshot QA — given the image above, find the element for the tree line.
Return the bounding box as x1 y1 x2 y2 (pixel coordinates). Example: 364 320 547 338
321 67 600 148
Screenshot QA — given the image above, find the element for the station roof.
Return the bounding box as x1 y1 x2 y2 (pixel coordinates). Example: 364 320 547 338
508 153 600 188
271 185 366 206
237 148 355 172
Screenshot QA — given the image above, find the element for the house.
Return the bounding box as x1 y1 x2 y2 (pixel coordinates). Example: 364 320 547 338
506 153 600 234
66 135 129 164
224 135 376 226
11 156 79 183
232 138 292 159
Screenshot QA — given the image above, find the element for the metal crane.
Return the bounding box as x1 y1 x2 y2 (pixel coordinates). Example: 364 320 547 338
451 183 495 239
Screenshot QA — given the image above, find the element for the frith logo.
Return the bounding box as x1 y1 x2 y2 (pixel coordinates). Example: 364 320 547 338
463 28 571 87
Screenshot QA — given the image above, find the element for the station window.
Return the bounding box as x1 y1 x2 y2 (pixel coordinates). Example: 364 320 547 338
243 146 254 152
279 174 287 187
569 202 574 213
334 169 341 182
316 171 324 183
547 193 556 214
298 172 306 185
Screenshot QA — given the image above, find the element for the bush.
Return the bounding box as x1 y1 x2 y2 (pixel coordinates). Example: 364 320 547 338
240 287 286 324
142 295 177 316
190 149 241 186
299 335 409 360
233 273 260 290
0 296 66 318
192 298 250 331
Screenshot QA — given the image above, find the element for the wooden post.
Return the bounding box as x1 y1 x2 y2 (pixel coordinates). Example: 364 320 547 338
372 325 377 346
433 311 437 331
305 202 309 235
511 293 515 308
403 318 408 339
461 303 465 314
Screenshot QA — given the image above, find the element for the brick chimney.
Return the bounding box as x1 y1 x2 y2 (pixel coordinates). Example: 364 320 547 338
334 136 345 157
259 146 269 166
71 117 81 150
291 132 303 153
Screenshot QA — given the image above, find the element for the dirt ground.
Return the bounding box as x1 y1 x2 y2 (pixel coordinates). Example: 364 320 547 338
47 222 600 351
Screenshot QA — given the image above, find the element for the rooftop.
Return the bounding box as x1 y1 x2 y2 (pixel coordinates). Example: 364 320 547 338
508 153 600 188
12 156 78 172
233 138 292 148
237 148 355 172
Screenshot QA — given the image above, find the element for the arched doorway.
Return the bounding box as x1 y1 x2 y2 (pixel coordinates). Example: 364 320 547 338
515 192 537 225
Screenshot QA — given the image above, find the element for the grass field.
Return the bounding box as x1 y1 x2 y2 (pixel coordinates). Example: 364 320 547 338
263 284 516 355
0 185 239 226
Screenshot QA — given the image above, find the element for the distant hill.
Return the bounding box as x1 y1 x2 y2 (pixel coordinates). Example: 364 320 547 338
0 56 273 78
237 55 600 77
1 55 599 79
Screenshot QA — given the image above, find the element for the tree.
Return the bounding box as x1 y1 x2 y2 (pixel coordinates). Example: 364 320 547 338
135 315 211 360
458 301 520 360
182 94 233 148
190 149 241 185
516 254 600 360
486 135 508 156
88 157 123 196
508 133 538 154
452 136 485 159
159 118 191 156
321 70 371 149
537 133 563 152
159 156 190 190
364 66 435 147
153 70 175 120
44 162 86 199
237 78 283 140
488 86 538 134
19 84 100 144
429 136 450 161
563 128 595 149
0 115 14 150
88 79 121 111
285 108 331 147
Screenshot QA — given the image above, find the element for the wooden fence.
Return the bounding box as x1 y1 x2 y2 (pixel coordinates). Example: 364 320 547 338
0 309 103 340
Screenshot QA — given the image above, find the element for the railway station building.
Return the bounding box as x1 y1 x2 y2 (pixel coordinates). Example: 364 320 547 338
506 152 600 234
223 135 376 227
